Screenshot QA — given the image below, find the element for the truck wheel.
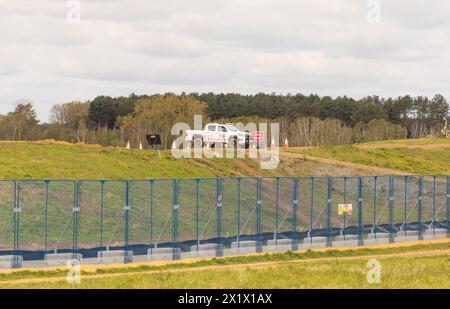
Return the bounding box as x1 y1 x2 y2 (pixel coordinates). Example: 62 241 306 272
193 137 203 148
245 136 250 149
228 137 237 149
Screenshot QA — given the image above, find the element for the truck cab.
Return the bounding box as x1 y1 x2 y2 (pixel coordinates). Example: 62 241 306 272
185 123 253 148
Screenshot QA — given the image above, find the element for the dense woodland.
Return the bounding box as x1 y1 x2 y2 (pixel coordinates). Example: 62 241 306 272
0 93 448 149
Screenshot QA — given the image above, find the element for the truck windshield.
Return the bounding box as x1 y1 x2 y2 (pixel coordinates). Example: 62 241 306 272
225 125 238 132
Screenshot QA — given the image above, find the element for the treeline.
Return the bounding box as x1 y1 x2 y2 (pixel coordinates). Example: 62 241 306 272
196 93 448 138
0 93 448 148
0 100 40 140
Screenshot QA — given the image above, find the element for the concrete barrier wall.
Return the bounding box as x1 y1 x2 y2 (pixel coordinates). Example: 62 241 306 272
97 250 133 264
423 228 447 240
367 233 390 239
189 244 221 258
395 230 419 242
335 235 358 241
300 237 327 249
267 239 294 246
332 240 359 247
224 245 258 257
332 235 359 247
231 240 258 248
45 253 82 266
262 244 293 253
147 248 180 261
190 243 217 252
364 233 392 245
1 232 448 268
0 255 23 269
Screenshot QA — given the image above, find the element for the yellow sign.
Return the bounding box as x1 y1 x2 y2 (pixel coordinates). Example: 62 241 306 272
338 204 353 216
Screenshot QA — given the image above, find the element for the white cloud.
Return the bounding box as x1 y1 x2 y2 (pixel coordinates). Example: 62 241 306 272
0 0 448 121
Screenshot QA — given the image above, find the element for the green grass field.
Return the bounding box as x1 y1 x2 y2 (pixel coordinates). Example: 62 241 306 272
0 141 275 179
0 240 448 288
0 138 449 180
289 138 450 175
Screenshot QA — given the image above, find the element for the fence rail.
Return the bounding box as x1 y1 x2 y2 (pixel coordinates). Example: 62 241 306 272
0 175 449 267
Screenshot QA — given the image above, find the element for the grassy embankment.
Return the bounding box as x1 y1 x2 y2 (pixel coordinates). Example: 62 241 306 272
0 138 449 179
0 140 272 179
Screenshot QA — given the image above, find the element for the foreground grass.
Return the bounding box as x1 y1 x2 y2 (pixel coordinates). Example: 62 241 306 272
290 139 450 174
0 240 448 288
1 255 448 289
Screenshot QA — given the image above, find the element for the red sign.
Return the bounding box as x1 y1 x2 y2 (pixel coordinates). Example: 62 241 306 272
252 131 264 141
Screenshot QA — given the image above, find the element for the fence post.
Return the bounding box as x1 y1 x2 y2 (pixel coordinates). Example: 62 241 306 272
432 175 436 232
309 177 314 238
100 180 105 257
72 181 80 260
326 177 332 247
237 177 241 247
44 180 49 252
292 177 299 251
373 176 377 233
12 180 21 268
172 179 180 260
124 180 132 263
343 177 347 238
357 177 363 246
403 176 408 233
275 177 280 244
447 175 450 237
256 177 262 253
216 178 223 257
418 176 424 240
149 179 154 247
388 176 395 243
196 179 200 249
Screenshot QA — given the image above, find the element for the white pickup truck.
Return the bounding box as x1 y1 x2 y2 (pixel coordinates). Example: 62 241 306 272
185 123 254 148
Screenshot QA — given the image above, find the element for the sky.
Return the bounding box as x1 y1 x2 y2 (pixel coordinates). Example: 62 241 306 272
0 0 449 121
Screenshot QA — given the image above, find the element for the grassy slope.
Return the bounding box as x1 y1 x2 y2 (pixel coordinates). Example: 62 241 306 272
288 138 450 175
0 141 277 179
0 140 349 179
0 138 448 179
359 138 448 145
0 240 448 288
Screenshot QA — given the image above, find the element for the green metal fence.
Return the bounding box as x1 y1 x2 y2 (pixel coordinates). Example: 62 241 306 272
0 175 448 265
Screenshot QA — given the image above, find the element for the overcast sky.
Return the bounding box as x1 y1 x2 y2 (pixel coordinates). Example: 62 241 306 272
0 0 449 121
